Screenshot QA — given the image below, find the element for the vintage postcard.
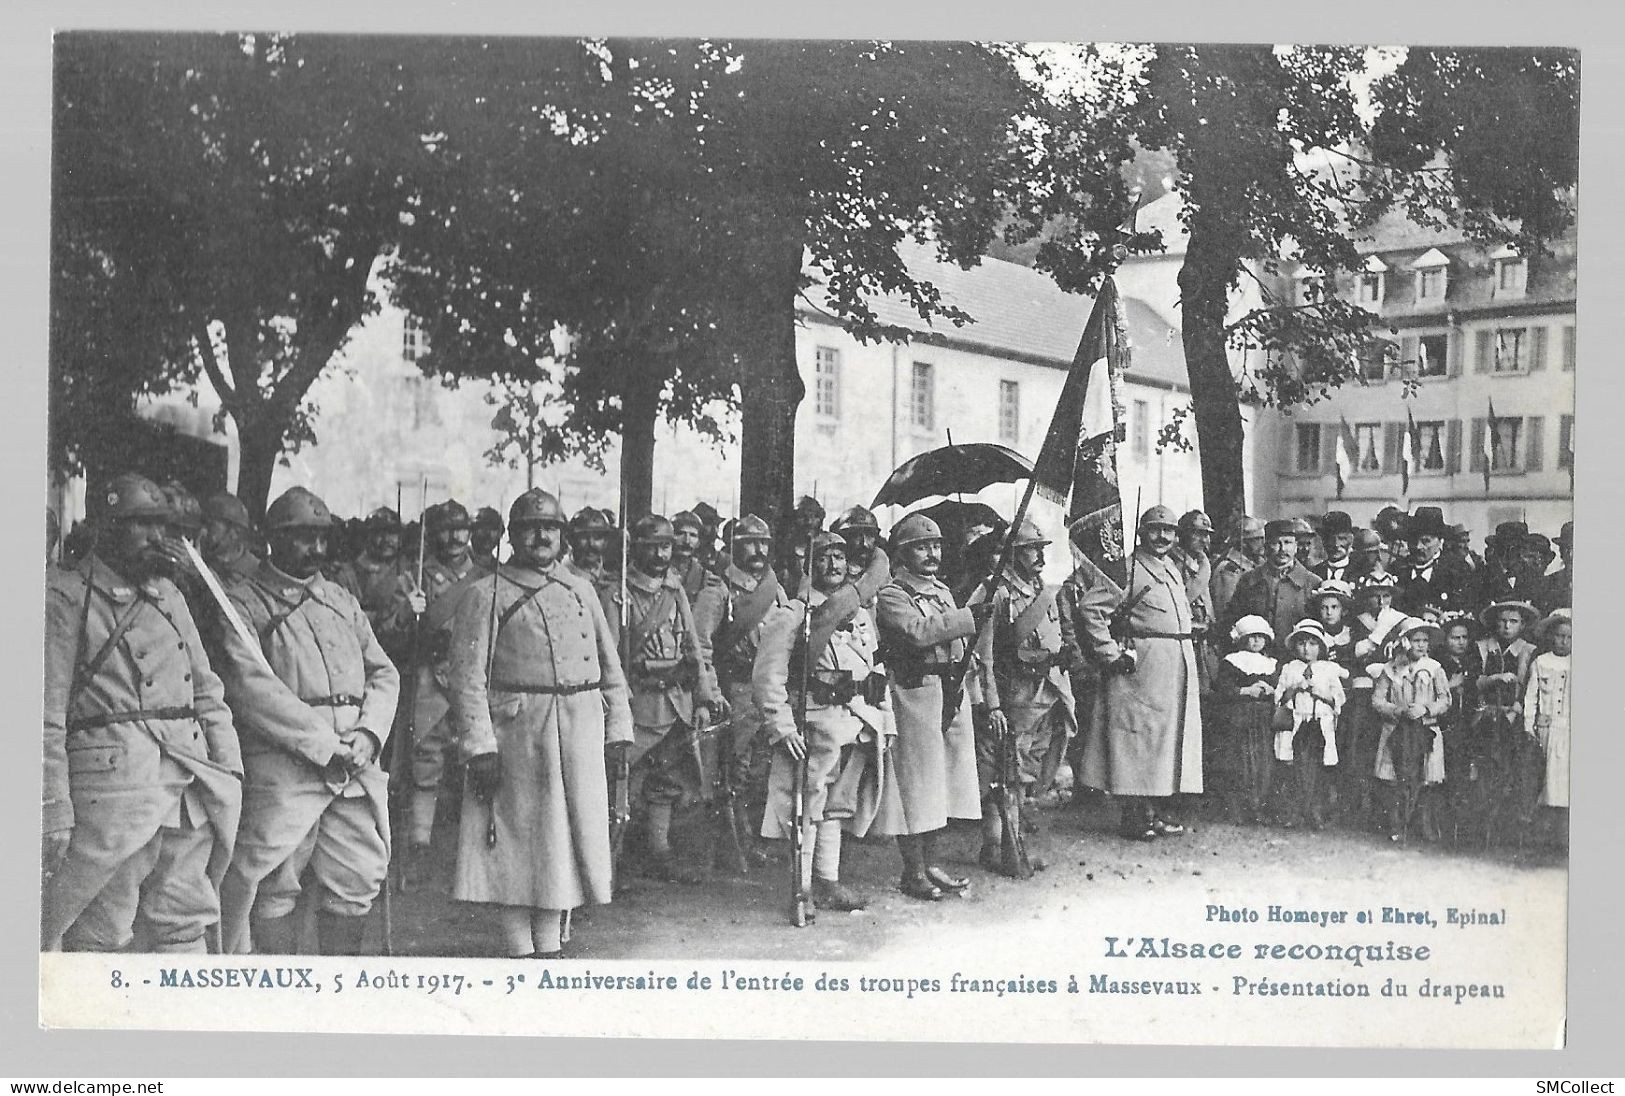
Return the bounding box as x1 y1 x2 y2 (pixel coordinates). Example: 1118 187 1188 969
38 31 1574 1048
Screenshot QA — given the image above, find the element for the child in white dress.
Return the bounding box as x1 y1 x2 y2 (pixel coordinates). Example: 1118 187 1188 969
1523 609 1571 825
1275 620 1346 829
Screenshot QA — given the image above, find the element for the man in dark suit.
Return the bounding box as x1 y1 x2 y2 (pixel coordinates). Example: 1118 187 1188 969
1481 521 1539 606
1534 521 1573 614
1396 506 1478 615
1311 511 1357 584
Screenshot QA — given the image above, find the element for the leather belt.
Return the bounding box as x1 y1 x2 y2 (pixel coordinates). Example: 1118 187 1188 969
1128 630 1194 640
491 680 602 696
302 694 363 708
67 705 197 733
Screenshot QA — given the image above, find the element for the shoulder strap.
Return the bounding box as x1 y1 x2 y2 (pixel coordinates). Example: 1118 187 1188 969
248 575 316 643
718 570 782 653
1008 584 1060 645
628 585 679 658
72 590 148 698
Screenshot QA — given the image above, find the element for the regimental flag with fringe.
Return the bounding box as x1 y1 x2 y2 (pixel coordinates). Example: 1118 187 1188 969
1031 278 1129 591
1333 416 1355 500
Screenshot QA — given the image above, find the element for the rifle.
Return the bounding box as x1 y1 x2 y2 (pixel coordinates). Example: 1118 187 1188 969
608 503 632 885
713 591 751 874
986 586 1034 880
789 533 814 927
387 477 429 896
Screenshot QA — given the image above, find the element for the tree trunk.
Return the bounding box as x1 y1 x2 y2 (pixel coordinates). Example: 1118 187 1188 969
234 413 282 522
621 353 662 519
737 238 806 543
1178 221 1250 539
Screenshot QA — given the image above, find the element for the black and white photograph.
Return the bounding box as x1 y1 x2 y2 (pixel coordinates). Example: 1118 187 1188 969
36 29 1580 1048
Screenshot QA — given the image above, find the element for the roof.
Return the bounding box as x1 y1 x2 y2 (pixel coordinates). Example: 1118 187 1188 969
797 239 1188 390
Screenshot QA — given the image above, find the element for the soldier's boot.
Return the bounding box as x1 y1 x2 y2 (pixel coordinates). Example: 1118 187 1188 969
643 802 702 885
920 829 969 894
316 911 368 956
978 805 1004 873
251 911 302 955
813 877 870 912
896 835 942 901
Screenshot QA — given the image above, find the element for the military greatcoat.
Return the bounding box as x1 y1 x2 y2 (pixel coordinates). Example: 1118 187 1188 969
871 570 983 834
448 562 633 911
216 560 399 952
1077 548 1205 797
42 556 243 950
973 569 1077 790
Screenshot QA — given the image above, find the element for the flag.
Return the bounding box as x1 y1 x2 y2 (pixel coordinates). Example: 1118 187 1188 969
1031 278 1128 590
1400 407 1417 497
1333 416 1354 500
1482 397 1500 495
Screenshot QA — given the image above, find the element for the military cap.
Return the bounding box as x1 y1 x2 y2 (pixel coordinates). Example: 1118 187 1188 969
1239 516 1266 539
568 507 612 537
1291 516 1317 538
1178 509 1213 534
94 473 171 522
672 510 704 533
202 491 253 532
264 486 335 531
364 506 402 531
631 514 675 544
732 514 773 542
891 513 944 548
473 506 504 532
1321 510 1354 536
1138 504 1179 530
1407 505 1448 539
1352 528 1384 551
810 531 848 561
831 505 881 534
1263 519 1300 541
1010 518 1051 548
160 481 204 534
428 500 472 531
1556 521 1573 548
509 489 566 528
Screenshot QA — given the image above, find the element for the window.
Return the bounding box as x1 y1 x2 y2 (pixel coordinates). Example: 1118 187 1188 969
403 315 424 363
1417 268 1445 301
910 362 935 431
1295 422 1322 473
1494 257 1528 296
1559 415 1574 470
1355 423 1382 474
1491 417 1522 471
1563 325 1576 371
1408 248 1450 304
1359 338 1395 381
814 346 841 419
1414 420 1446 472
1417 334 1449 378
1494 327 1528 373
1357 272 1384 306
999 380 1020 444
1132 400 1150 460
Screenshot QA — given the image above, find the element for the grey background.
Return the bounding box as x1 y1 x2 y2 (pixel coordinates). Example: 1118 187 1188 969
1 0 1616 1077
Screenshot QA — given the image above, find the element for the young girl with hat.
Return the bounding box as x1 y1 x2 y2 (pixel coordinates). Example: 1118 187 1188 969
1437 610 1482 831
1274 619 1347 829
1341 569 1406 826
1308 581 1358 818
1372 617 1452 842
1521 608 1571 837
1215 615 1279 824
1466 599 1540 840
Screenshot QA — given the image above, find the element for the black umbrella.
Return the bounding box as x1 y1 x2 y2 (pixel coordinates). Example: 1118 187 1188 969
870 442 1034 510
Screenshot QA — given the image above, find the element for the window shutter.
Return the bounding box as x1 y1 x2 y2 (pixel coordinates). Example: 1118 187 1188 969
1469 417 1486 473
1283 417 1299 471
1563 325 1576 371
1446 419 1462 475
1320 427 1338 476
1400 335 1419 377
1382 422 1402 473
1524 416 1544 471
1448 331 1464 377
1529 327 1548 372
1475 330 1493 373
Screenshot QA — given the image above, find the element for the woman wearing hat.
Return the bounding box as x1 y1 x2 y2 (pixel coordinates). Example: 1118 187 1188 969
1372 617 1451 842
1522 608 1571 829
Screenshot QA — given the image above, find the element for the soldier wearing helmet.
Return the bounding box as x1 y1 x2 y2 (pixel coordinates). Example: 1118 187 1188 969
1075 504 1204 842
753 531 889 913
199 491 260 592
970 518 1077 875
446 487 633 957
471 507 505 572
1221 518 1321 646
380 499 482 872
1170 510 1218 696
830 505 892 609
42 473 244 953
334 507 408 640
1210 515 1264 623
669 511 711 602
870 513 996 900
566 507 616 589
691 513 790 866
603 514 724 884
213 486 399 954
